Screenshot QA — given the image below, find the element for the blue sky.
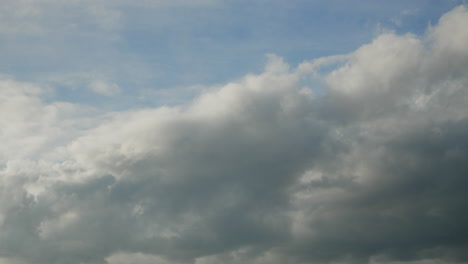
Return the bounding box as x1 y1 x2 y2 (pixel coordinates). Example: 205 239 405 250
0 0 464 108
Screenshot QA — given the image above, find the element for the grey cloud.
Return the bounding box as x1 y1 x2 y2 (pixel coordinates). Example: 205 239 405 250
1 5 468 264
284 119 468 263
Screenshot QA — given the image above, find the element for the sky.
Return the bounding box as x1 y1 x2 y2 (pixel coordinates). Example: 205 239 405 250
1 1 468 264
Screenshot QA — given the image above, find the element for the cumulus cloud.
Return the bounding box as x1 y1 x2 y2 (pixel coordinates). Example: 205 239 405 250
1 5 468 264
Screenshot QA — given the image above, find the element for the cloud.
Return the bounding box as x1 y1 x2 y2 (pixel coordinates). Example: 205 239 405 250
89 80 121 96
1 4 468 264
390 8 419 27
0 77 101 162
0 0 218 35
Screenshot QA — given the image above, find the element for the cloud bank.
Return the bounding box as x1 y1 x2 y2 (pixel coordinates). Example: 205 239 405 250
1 5 468 264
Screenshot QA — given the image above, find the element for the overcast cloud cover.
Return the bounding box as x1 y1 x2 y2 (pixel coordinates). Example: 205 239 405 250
1 1 468 264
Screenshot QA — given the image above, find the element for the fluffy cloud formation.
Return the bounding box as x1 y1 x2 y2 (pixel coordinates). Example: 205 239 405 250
1 5 468 264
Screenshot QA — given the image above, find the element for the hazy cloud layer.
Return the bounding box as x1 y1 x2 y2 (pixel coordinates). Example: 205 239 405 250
1 5 468 264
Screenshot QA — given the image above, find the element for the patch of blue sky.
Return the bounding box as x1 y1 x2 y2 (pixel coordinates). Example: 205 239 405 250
1 0 465 109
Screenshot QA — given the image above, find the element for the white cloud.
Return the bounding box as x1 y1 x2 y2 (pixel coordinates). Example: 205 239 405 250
0 77 100 162
89 80 121 96
390 8 419 27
